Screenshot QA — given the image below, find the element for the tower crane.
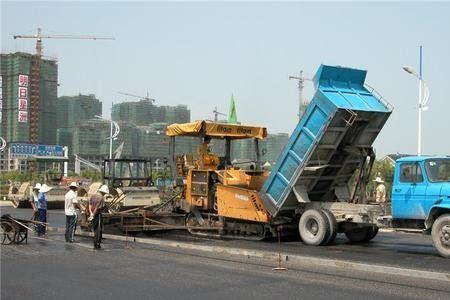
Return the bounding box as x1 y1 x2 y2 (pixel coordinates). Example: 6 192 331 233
289 70 313 121
12 27 115 144
14 27 115 57
213 106 227 122
118 91 156 103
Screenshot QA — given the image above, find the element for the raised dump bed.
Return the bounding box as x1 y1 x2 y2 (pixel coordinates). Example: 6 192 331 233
260 65 392 217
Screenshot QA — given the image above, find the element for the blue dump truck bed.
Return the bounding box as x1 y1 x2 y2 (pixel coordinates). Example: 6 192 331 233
260 65 392 217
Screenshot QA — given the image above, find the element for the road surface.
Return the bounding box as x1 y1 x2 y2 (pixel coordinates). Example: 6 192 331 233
2 230 449 300
1 206 449 273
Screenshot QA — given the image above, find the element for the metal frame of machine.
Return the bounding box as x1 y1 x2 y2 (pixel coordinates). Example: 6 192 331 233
101 65 394 247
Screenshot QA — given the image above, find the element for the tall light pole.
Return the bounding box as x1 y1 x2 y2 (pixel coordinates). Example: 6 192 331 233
95 115 120 159
0 137 6 152
402 45 430 156
289 71 312 121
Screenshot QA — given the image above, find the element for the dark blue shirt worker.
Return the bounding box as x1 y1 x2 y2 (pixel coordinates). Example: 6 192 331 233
36 184 52 237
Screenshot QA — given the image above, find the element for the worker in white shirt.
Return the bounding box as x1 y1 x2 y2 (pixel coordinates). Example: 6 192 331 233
65 182 81 243
29 183 41 220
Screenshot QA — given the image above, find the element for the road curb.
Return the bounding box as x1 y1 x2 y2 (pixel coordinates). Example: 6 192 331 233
73 230 450 283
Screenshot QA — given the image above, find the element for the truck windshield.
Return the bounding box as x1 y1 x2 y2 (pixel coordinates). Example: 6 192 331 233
424 159 450 182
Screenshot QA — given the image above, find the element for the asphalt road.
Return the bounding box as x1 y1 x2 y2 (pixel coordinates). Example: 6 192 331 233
2 206 449 273
2 231 450 300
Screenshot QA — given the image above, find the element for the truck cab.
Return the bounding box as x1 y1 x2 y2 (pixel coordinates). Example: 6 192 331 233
391 156 450 257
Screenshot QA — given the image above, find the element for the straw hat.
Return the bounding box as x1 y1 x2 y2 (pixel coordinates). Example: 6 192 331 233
98 185 110 195
69 182 78 188
39 184 53 193
373 177 384 183
33 183 42 190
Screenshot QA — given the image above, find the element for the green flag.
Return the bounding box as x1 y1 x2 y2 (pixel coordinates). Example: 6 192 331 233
228 94 237 124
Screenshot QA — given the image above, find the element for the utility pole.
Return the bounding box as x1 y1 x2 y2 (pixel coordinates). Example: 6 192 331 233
289 71 312 121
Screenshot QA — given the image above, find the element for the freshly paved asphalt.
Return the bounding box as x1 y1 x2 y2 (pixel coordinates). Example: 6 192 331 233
2 231 450 300
2 206 449 273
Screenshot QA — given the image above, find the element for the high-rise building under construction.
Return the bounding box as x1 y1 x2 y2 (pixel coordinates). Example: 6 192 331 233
0 52 58 144
112 100 190 126
55 94 102 152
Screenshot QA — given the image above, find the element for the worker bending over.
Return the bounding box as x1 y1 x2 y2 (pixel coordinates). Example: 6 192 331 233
88 185 109 249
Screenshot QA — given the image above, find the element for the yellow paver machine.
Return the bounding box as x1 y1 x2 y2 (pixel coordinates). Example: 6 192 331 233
105 120 276 239
167 120 274 238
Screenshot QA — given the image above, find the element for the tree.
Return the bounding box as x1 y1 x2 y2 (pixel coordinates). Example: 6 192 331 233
80 169 102 181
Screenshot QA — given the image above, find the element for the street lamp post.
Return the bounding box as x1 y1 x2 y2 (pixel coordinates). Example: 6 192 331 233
95 115 120 159
402 45 430 156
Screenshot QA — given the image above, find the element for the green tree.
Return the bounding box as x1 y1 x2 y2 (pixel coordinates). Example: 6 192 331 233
80 169 102 181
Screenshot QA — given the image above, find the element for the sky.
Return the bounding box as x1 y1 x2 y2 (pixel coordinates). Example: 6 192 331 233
1 1 449 156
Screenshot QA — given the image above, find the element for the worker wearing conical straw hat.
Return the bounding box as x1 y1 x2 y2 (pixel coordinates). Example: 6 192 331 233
373 176 386 204
29 183 42 220
88 184 109 249
36 184 53 237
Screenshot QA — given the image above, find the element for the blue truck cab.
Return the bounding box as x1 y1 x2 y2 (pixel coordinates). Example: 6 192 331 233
391 156 450 257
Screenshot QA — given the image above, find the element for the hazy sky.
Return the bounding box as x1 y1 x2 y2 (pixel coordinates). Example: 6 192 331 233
1 1 449 156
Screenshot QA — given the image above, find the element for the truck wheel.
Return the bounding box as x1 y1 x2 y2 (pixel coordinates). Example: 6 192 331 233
299 209 330 246
321 209 337 245
345 227 371 243
431 214 450 258
363 226 379 242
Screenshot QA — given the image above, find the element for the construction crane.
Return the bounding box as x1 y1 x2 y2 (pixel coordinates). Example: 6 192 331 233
13 27 115 57
118 91 156 103
13 27 115 144
289 70 313 121
213 106 227 122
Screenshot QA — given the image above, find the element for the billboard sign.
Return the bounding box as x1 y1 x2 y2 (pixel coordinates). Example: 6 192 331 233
18 74 29 87
17 74 29 123
18 111 28 122
9 143 65 159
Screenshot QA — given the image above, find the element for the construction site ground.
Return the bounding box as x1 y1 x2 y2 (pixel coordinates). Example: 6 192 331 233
2 231 449 300
0 205 450 279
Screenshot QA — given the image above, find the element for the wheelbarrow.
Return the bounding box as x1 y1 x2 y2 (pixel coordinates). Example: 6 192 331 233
0 214 46 245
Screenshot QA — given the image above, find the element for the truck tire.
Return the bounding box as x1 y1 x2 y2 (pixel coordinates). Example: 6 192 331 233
299 209 330 246
345 227 371 243
363 226 379 242
321 209 337 245
431 214 450 258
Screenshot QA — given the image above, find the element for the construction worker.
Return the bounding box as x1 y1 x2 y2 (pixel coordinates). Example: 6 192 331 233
36 184 52 237
373 176 386 203
88 184 109 249
65 182 81 243
29 183 41 220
